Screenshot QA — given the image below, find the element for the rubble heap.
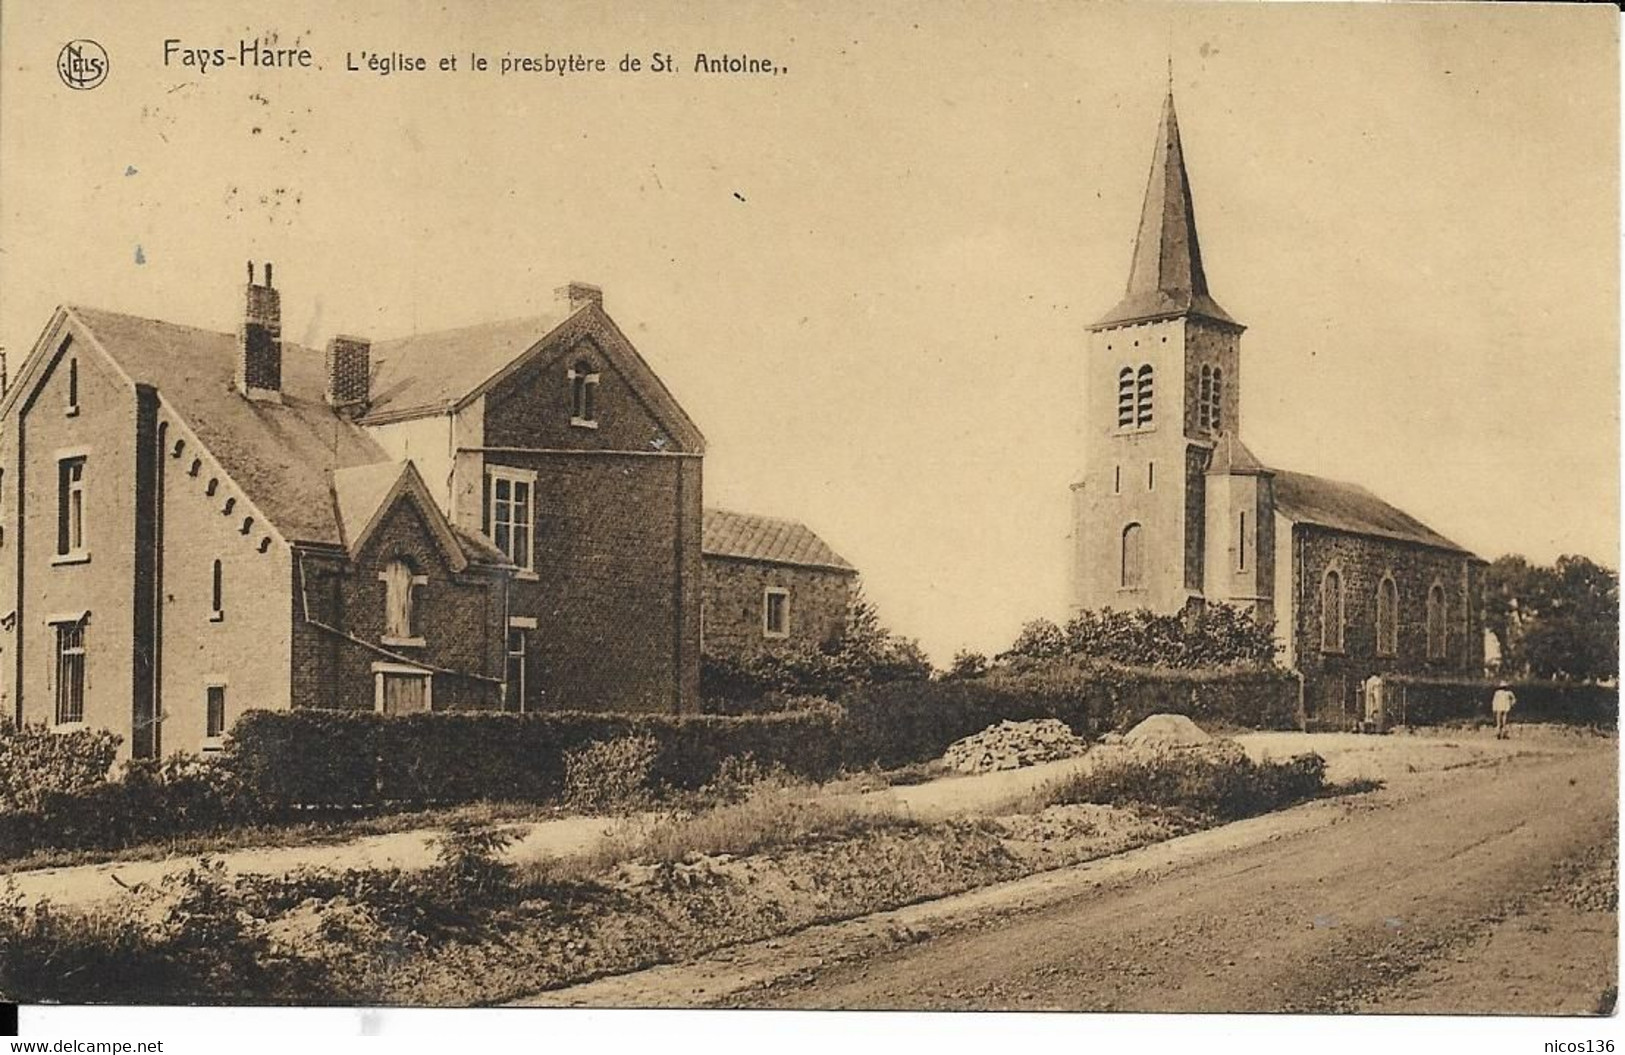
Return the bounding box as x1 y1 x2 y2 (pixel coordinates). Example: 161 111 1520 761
1122 713 1212 748
942 719 1089 774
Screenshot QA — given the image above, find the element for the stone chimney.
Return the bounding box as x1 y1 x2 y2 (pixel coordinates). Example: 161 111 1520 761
325 335 371 415
555 282 603 313
235 261 283 403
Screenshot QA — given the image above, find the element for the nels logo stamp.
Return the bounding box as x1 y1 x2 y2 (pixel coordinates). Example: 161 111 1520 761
57 39 109 90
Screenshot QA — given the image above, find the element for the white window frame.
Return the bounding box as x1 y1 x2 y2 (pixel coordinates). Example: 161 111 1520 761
763 587 791 639
506 615 536 713
51 616 88 729
53 447 91 565
202 678 228 752
372 661 433 714
486 465 538 577
378 560 429 648
567 361 601 429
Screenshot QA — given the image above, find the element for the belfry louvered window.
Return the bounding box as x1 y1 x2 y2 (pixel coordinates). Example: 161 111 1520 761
1117 368 1135 427
1135 365 1154 426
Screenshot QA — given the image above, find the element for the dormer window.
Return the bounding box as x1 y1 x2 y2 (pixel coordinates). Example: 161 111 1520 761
568 359 600 428
380 557 428 647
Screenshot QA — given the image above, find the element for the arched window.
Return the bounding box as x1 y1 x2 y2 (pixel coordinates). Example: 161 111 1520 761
568 358 600 425
1116 367 1135 428
1426 584 1447 660
1210 368 1223 431
1120 523 1144 589
1135 365 1154 426
1376 576 1398 657
1320 569 1344 652
1199 365 1213 429
381 558 427 644
210 559 224 621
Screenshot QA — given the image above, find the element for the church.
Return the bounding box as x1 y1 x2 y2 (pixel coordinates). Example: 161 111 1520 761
1071 93 1486 728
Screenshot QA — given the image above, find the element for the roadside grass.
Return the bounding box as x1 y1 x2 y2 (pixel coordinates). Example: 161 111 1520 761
535 781 915 884
1016 745 1332 822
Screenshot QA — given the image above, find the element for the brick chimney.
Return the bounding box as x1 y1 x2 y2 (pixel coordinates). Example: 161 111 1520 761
555 281 603 313
325 335 371 415
235 261 283 403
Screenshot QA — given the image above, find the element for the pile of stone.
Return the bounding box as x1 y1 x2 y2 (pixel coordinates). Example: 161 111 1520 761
941 719 1089 774
1112 713 1246 764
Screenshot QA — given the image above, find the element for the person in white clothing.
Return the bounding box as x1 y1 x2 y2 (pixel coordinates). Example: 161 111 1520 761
1491 683 1516 740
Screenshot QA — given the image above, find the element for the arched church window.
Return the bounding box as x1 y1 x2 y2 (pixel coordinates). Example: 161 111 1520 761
1117 368 1135 428
1376 576 1398 657
1135 365 1154 426
1120 523 1144 589
1320 569 1344 652
1199 365 1213 429
1210 368 1223 431
1426 584 1447 660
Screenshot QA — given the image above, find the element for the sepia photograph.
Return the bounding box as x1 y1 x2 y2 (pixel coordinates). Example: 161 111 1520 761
0 0 1618 1046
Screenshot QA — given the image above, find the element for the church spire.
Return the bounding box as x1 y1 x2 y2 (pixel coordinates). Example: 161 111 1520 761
1091 92 1239 331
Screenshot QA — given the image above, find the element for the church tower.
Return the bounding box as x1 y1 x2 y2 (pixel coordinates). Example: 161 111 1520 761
1071 92 1251 615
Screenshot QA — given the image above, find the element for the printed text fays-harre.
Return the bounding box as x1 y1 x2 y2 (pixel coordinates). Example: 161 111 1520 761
164 38 314 73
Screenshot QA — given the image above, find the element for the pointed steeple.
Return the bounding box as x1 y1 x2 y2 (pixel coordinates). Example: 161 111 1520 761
1092 93 1239 331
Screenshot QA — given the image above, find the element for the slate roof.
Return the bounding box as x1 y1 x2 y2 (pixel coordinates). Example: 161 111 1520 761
702 509 858 573
1092 93 1239 331
364 310 574 419
63 306 501 563
1271 469 1472 555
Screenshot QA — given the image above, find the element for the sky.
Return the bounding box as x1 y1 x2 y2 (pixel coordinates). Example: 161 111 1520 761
0 1 1617 664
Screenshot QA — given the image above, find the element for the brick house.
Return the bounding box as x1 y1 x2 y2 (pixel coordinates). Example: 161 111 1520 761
0 266 704 758
1071 93 1485 727
700 509 858 658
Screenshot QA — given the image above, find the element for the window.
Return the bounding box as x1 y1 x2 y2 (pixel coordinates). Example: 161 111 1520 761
1113 465 1121 494
506 625 529 712
1320 569 1345 652
380 558 427 645
484 466 536 573
54 621 86 725
763 587 790 638
56 456 87 560
1147 461 1155 491
1376 577 1399 657
568 359 600 427
374 663 432 715
1135 365 1154 426
1236 510 1248 571
1120 523 1144 589
1116 368 1135 428
1199 365 1213 429
1426 584 1447 660
205 685 227 743
210 560 225 621
1209 368 1223 431
66 356 79 415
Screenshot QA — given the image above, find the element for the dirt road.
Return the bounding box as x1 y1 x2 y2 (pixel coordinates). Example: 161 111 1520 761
531 738 1616 1014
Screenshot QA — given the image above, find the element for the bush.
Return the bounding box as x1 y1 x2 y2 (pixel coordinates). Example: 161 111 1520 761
0 724 120 812
1040 748 1328 822
563 736 658 814
1001 604 1280 669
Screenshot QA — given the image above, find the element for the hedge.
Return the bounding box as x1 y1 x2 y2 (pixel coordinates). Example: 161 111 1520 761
840 664 1300 769
227 706 846 809
1379 676 1618 728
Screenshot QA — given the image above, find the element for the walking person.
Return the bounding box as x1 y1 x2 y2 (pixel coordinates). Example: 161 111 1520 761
1491 682 1517 739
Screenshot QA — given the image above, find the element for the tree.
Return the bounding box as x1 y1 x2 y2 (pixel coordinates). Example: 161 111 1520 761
945 649 989 680
1483 553 1618 680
